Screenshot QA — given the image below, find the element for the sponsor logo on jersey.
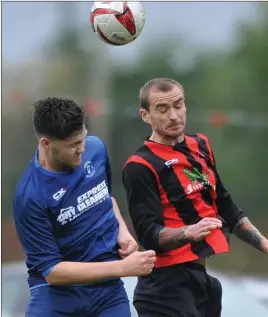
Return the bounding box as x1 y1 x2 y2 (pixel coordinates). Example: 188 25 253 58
57 206 76 225
165 158 179 168
184 167 215 195
56 180 110 226
77 180 109 212
53 188 67 201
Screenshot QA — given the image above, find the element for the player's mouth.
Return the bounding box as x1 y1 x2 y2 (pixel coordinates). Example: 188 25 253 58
167 123 183 129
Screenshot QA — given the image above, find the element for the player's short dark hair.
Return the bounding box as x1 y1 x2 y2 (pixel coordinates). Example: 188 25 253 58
139 78 184 111
32 97 86 140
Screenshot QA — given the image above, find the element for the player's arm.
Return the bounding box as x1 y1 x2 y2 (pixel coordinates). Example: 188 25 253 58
105 150 138 257
45 250 156 285
207 139 268 254
232 217 268 253
14 196 155 286
123 162 195 252
216 173 268 253
111 196 128 230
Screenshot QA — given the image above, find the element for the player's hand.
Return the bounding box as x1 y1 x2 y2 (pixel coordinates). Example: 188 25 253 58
120 250 156 277
117 230 139 259
185 217 222 242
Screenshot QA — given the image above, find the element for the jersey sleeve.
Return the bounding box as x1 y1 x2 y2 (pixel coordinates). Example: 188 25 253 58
205 137 245 231
13 196 62 277
122 162 165 251
94 136 112 195
105 154 112 195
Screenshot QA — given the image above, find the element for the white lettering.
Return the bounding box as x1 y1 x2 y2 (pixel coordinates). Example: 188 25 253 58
186 181 216 195
186 184 193 194
77 187 109 212
77 202 87 212
77 181 106 203
59 181 110 226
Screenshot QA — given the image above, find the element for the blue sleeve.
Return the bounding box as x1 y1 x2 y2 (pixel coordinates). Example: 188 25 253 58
86 136 112 195
13 196 62 277
105 154 112 195
99 139 112 195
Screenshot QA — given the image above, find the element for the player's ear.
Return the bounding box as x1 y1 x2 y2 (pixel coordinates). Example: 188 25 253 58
139 108 151 124
40 137 51 149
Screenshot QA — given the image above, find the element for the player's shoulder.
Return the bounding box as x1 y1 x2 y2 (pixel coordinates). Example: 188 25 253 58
84 135 107 155
15 160 36 197
123 142 156 178
185 133 210 142
14 160 46 214
124 142 149 167
185 133 212 148
85 135 104 146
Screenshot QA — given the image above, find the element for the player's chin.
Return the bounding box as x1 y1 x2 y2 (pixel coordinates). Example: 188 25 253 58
71 157 82 168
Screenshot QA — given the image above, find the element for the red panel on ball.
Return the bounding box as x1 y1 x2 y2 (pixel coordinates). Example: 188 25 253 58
115 4 136 36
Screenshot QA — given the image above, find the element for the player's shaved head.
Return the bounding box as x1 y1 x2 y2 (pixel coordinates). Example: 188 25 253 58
139 78 184 111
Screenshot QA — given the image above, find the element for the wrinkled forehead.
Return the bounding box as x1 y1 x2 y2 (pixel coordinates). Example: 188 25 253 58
149 85 184 107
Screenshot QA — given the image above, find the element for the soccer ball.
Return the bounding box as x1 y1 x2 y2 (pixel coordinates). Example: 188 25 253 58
90 2 145 46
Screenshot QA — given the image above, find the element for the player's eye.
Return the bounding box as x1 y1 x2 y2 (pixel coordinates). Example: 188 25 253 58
174 99 184 109
69 141 82 148
157 105 168 113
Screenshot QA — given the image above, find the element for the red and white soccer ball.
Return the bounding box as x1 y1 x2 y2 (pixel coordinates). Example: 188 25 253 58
90 1 145 46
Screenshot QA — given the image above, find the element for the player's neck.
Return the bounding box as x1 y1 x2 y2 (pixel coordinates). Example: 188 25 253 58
38 146 59 172
150 131 184 146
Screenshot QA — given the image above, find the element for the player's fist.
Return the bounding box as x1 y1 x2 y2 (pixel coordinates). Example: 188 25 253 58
117 230 139 259
120 250 156 277
185 217 222 242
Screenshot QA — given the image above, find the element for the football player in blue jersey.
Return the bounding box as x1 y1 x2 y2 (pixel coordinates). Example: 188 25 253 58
13 97 156 317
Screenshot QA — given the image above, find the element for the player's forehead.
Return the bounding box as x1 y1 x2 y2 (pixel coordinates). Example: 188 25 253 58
65 126 88 143
149 85 184 106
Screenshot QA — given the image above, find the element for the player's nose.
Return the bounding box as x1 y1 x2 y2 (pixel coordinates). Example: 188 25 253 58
170 108 178 121
77 144 85 154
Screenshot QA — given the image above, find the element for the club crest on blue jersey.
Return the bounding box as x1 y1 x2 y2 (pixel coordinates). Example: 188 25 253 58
84 161 95 178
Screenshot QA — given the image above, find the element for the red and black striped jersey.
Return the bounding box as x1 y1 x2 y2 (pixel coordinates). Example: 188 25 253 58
122 133 244 268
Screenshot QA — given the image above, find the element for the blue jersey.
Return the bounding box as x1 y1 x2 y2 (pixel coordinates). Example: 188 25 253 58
13 136 120 289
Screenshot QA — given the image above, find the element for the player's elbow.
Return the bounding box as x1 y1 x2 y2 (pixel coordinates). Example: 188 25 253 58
45 271 58 285
137 226 163 252
45 275 56 285
44 263 64 285
45 274 59 285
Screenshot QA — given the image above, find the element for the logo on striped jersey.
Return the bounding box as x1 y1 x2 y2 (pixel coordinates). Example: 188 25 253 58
184 167 214 194
165 158 179 168
184 167 208 184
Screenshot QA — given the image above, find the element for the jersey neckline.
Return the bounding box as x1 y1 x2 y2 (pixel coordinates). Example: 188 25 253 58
144 135 186 150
